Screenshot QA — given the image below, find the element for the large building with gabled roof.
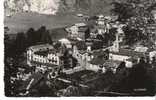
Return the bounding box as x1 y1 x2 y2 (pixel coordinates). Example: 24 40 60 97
27 44 61 72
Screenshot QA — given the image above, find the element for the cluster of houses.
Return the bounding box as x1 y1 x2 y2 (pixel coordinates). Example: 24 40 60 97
26 14 156 75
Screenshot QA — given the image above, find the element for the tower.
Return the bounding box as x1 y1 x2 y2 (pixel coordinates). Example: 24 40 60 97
112 33 119 52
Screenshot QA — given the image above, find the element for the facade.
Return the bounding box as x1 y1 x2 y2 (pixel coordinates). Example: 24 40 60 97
109 33 143 68
88 55 106 72
66 23 87 40
109 32 156 68
27 44 61 72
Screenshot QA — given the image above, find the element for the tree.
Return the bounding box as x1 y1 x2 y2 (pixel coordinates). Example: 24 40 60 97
41 30 52 44
4 34 14 57
54 42 62 50
112 0 156 45
26 28 36 46
62 80 81 96
106 28 117 45
13 32 27 56
85 27 90 40
123 26 146 45
36 26 53 44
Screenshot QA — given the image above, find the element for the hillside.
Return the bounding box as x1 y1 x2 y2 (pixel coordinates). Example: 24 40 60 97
4 0 114 16
4 12 83 34
4 0 115 34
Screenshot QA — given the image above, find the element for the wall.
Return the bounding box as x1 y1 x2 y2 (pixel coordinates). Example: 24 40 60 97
109 53 130 61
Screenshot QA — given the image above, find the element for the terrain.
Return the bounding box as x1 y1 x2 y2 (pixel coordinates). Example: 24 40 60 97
4 0 114 15
4 0 114 34
4 12 83 34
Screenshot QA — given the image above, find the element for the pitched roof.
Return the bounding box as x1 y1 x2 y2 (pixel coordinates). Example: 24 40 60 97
78 50 87 55
90 56 106 65
75 23 86 27
110 49 145 57
34 49 57 56
75 41 87 50
92 49 106 57
31 61 59 67
59 38 71 44
104 60 122 68
28 44 54 51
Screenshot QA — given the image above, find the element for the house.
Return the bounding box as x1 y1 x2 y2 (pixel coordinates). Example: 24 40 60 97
88 56 106 72
88 49 109 72
103 60 122 73
27 44 61 72
60 48 78 71
66 23 87 40
108 33 147 68
109 31 156 68
134 45 156 61
72 41 88 68
97 14 105 26
134 45 148 53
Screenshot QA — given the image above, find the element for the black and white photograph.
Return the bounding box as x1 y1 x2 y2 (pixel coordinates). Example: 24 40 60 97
3 0 156 97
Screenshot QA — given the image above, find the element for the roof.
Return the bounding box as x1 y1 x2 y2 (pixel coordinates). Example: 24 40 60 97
75 41 87 50
34 49 57 56
147 48 156 52
79 50 87 55
104 60 122 68
90 56 106 65
92 50 106 57
75 23 86 27
110 48 145 58
28 44 54 51
31 61 59 67
126 57 137 62
59 38 71 44
78 27 88 32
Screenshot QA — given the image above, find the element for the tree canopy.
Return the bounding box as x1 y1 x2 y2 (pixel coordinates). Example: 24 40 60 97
112 0 156 45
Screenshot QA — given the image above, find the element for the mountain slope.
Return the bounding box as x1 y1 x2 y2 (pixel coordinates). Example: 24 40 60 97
4 0 114 16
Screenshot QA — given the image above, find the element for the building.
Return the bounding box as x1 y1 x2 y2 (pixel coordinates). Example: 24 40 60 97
134 45 148 53
66 23 87 40
109 33 145 68
27 44 61 72
88 50 108 72
89 56 106 72
109 32 156 68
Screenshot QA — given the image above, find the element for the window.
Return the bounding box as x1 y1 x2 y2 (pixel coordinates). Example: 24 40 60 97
110 56 113 59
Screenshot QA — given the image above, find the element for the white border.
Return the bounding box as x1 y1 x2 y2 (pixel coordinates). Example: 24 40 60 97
0 0 4 98
0 0 155 100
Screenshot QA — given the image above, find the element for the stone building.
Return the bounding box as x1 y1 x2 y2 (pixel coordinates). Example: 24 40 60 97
27 44 61 72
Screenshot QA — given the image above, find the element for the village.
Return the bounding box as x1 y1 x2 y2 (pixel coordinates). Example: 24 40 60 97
4 10 156 96
4 0 156 96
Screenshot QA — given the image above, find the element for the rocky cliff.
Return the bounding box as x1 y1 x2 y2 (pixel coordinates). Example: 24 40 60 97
4 0 114 16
